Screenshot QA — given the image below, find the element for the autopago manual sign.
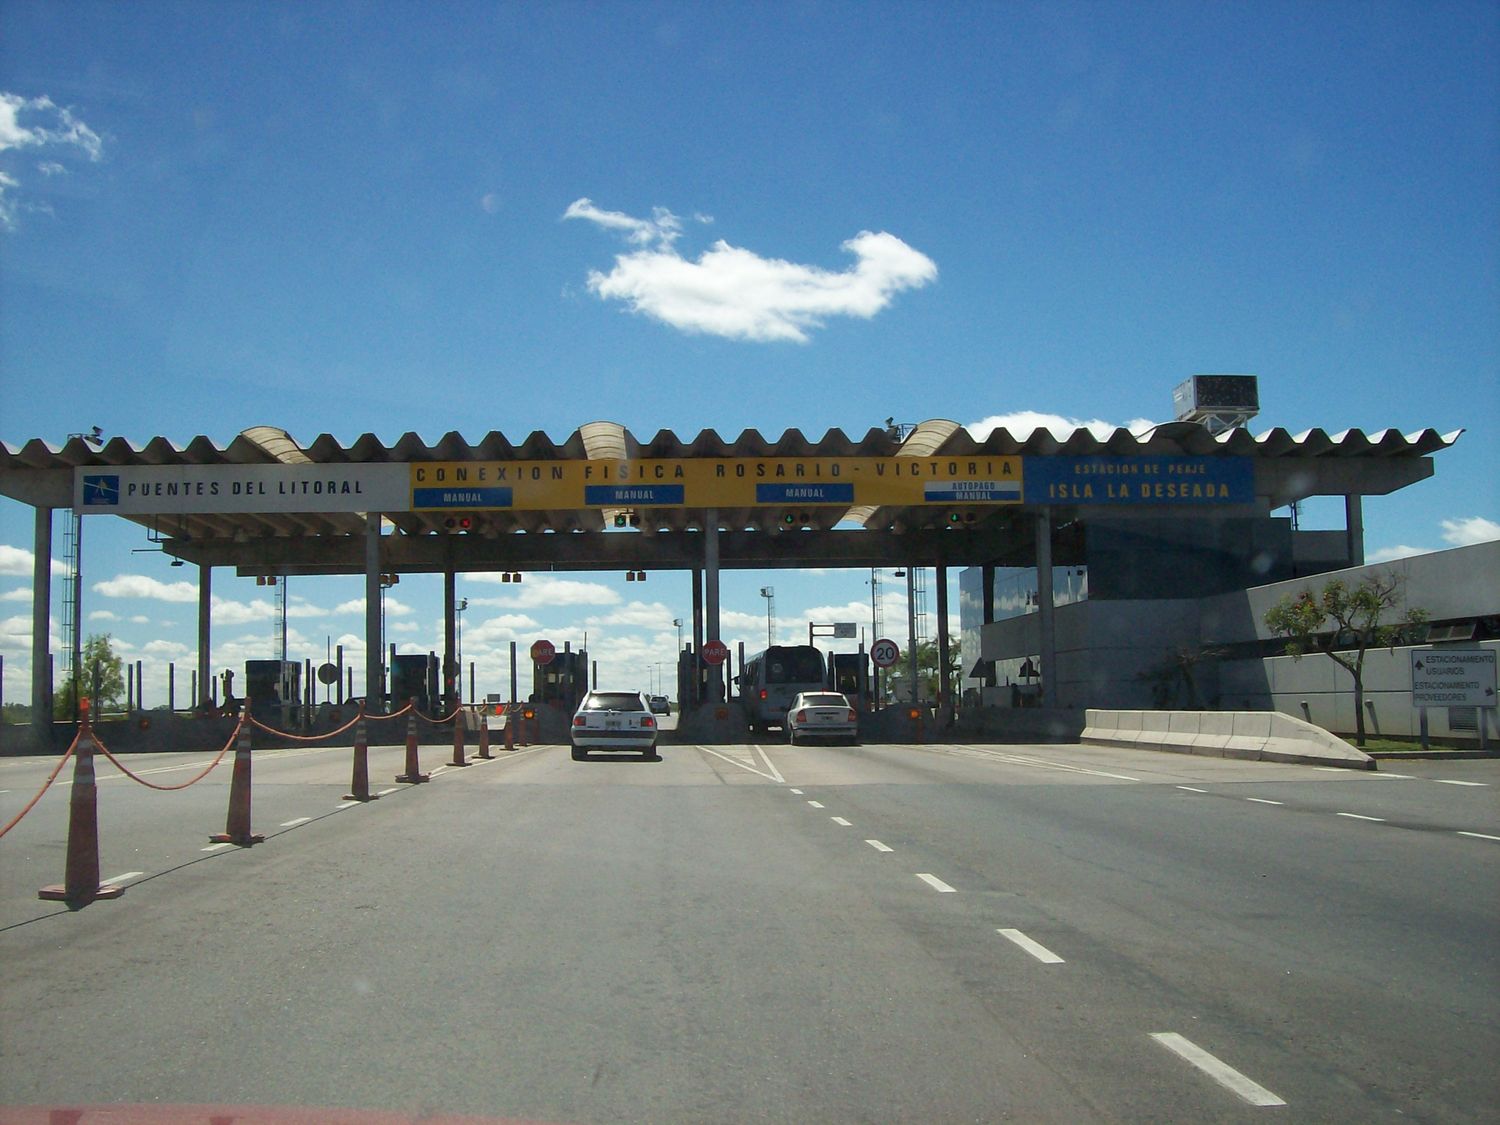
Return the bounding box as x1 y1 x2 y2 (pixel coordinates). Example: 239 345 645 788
1410 648 1497 708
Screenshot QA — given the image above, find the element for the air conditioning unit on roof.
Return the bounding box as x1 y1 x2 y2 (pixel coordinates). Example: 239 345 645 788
1172 374 1260 434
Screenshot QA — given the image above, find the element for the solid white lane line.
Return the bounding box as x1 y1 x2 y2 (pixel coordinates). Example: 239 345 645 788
1337 812 1386 822
1177 786 1208 793
866 840 893 853
1150 1032 1287 1107
997 928 1065 964
279 817 312 827
916 873 957 893
376 787 398 796
430 765 449 776
807 800 825 808
201 842 234 852
695 745 782 782
101 871 144 887
331 803 353 811
830 816 852 826
1434 779 1487 787
1245 797 1284 805
754 744 786 783
1458 831 1500 842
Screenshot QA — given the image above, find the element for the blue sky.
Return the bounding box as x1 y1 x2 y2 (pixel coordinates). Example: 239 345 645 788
2 1 1497 706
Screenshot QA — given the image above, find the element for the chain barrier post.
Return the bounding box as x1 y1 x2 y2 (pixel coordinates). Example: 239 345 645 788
345 708 375 802
449 703 470 767
475 708 493 759
504 702 515 751
396 697 429 783
210 704 264 846
39 699 123 904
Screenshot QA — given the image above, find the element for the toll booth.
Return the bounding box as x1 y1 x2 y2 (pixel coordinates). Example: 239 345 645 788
245 659 301 717
391 652 439 712
536 649 588 712
830 651 870 706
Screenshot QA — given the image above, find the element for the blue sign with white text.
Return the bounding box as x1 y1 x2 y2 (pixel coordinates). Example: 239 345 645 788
755 483 855 504
412 486 513 508
1022 457 1253 505
583 485 686 506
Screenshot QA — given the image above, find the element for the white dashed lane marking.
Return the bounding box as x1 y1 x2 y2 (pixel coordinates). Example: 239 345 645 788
997 928 1065 964
866 840 893 853
1150 1032 1287 1107
916 873 957 893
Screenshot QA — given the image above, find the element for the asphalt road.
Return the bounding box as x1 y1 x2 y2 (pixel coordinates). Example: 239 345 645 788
1 736 1496 1123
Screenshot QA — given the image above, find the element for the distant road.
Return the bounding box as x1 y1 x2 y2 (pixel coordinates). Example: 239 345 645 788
3 740 1496 1122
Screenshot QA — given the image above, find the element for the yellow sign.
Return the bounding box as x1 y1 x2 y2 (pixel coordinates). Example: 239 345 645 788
410 457 1021 511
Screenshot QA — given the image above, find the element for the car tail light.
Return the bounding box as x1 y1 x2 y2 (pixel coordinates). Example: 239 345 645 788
759 689 768 701
572 716 585 727
847 709 858 722
795 709 807 722
642 716 655 728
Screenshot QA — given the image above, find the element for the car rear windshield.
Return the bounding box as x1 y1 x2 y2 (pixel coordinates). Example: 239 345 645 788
582 692 644 711
801 694 848 707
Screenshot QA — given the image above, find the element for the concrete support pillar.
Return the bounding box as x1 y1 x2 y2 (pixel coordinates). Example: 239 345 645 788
691 567 704 706
196 562 212 708
364 513 383 711
1345 494 1365 567
443 564 457 707
31 506 52 747
936 564 951 722
1036 509 1057 707
704 508 722 701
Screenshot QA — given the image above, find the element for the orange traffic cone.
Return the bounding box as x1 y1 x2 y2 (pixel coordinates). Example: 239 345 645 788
395 699 429 783
345 710 376 801
39 703 124 904
210 707 264 846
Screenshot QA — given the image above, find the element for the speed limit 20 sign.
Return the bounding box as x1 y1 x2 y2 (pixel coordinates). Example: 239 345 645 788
870 638 901 668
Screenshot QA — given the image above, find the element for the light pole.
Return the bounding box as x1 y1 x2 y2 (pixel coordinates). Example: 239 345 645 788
760 586 775 647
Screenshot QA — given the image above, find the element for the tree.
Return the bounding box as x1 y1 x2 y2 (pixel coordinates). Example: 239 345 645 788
1263 574 1427 746
54 633 126 718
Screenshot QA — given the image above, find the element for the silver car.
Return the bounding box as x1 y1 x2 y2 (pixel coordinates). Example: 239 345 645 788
571 690 659 760
784 691 858 745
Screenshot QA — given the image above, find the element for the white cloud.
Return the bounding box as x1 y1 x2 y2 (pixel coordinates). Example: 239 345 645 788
1366 516 1498 565
0 544 69 577
88 609 120 621
564 199 936 343
0 91 103 229
583 600 680 628
93 574 199 602
564 197 686 247
966 411 1158 441
1441 516 1500 548
1367 544 1431 564
1 588 31 602
466 574 621 609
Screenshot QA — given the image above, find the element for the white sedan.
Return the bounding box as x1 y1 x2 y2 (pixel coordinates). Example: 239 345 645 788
571 690 660 760
784 692 859 745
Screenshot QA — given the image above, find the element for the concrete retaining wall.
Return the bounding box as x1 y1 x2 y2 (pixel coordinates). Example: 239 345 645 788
1082 709 1374 769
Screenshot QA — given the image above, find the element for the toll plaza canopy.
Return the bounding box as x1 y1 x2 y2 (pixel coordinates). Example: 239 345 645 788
0 418 1461 728
0 419 1462 576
